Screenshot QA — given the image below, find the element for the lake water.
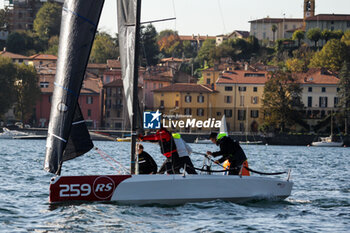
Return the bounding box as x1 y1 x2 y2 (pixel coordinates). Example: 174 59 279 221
0 139 349 232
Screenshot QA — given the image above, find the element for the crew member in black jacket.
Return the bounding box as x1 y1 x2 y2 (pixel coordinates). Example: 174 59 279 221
137 144 158 174
206 132 248 175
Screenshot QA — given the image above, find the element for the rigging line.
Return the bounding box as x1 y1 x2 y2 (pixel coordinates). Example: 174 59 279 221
95 147 129 174
217 0 227 34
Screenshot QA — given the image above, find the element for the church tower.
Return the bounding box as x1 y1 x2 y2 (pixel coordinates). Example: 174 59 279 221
303 0 315 29
304 0 315 19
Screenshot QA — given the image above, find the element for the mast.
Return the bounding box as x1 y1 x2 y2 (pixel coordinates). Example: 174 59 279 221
130 0 142 174
117 0 143 175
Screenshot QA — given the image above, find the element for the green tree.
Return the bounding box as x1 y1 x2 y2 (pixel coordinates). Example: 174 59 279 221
6 31 47 55
341 30 350 46
0 57 16 118
337 61 350 134
14 64 40 123
141 24 159 66
307 28 322 47
271 24 278 42
45 36 59 55
197 39 216 67
321 29 332 43
157 29 183 57
262 70 304 132
292 30 305 47
33 2 62 39
183 40 197 58
309 39 347 72
89 32 119 63
331 30 344 40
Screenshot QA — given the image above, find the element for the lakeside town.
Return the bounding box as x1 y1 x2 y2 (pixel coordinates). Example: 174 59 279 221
0 0 349 141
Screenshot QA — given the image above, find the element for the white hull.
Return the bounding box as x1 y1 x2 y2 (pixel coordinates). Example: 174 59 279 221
311 141 343 147
194 138 211 144
239 141 263 145
113 175 292 204
0 128 28 139
50 174 293 204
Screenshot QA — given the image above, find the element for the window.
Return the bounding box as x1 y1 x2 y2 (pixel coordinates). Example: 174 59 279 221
106 87 111 97
308 87 312 92
239 122 245 132
40 82 49 88
216 112 222 116
153 83 156 89
105 76 110 83
224 96 232 103
117 87 121 94
160 100 164 107
224 109 232 117
206 78 210 85
175 100 179 107
117 110 121 118
49 95 52 103
308 96 312 107
225 86 233 91
284 24 288 30
347 21 350 27
106 111 110 117
238 110 246 121
87 109 91 117
184 108 192 115
240 96 245 106
251 96 258 104
159 83 163 88
197 108 204 116
238 86 246 92
334 97 339 107
197 95 204 103
319 97 328 108
115 123 122 129
322 87 326 93
263 32 266 39
86 96 93 104
251 110 259 118
253 87 258 92
185 95 192 103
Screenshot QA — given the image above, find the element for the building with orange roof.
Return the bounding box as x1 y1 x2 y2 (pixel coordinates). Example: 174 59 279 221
102 79 143 129
34 67 102 128
29 54 57 67
179 34 216 51
152 83 217 132
0 48 30 64
294 68 340 121
216 70 268 132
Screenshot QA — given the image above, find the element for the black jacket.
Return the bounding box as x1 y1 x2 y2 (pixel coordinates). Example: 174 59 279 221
212 136 247 167
138 151 158 174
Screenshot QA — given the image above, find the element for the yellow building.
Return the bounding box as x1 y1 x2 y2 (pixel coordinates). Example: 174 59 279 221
153 83 217 132
215 70 268 132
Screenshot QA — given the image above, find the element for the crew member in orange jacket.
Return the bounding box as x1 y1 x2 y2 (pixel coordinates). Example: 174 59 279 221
139 127 180 174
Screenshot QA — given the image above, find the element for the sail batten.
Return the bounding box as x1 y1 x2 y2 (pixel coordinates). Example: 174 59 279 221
44 0 105 175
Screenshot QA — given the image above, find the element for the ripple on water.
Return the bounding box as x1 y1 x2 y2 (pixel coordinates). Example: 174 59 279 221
0 141 350 232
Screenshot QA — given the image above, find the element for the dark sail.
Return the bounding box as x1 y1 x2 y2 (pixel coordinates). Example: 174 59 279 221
117 0 142 174
44 0 104 175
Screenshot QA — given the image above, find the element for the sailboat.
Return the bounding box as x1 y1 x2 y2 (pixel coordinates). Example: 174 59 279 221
44 0 293 204
311 111 343 147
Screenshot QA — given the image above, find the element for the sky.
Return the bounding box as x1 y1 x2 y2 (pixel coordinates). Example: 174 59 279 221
1 0 350 36
98 0 350 36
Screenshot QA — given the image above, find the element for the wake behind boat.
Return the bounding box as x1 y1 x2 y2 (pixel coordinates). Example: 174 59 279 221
44 0 293 205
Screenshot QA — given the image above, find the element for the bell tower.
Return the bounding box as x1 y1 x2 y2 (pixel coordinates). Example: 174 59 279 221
304 0 315 19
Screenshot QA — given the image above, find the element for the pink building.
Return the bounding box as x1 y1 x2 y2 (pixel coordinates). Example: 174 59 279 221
34 67 102 128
